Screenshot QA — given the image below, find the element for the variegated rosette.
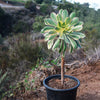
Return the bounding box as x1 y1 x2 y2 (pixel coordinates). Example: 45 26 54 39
41 9 85 55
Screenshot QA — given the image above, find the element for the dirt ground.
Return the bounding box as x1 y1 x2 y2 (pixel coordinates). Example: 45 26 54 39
69 61 100 100
13 61 100 100
5 61 100 100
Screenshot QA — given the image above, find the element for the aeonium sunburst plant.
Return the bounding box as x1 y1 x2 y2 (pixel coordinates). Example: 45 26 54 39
41 9 85 100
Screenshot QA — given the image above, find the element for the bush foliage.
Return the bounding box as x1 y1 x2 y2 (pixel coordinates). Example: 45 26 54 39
25 1 37 12
33 16 45 32
0 7 13 37
0 35 3 44
13 21 30 33
0 34 49 70
0 70 7 99
40 3 53 15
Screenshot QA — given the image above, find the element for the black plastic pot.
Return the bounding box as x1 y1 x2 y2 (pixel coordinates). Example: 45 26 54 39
43 75 80 100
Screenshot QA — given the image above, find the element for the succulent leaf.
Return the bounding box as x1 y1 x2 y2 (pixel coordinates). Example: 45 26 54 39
59 9 63 15
63 34 69 43
67 36 77 49
71 17 79 25
44 33 50 37
48 34 57 40
45 36 50 41
49 31 56 34
72 25 83 31
59 40 63 53
58 22 62 27
62 10 68 21
72 32 85 38
41 26 54 33
50 12 57 22
47 40 54 49
57 14 62 22
70 32 85 40
63 41 67 52
70 12 75 19
65 17 71 24
52 39 60 49
76 40 81 48
44 18 57 26
69 45 73 53
77 21 84 26
69 34 80 40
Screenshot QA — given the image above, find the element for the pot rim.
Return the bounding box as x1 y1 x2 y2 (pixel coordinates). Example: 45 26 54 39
43 74 80 92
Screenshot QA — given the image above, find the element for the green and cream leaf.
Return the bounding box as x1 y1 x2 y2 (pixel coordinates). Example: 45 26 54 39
41 26 54 33
52 39 60 50
59 9 63 15
71 17 79 25
62 10 68 21
49 31 56 34
70 12 75 19
44 18 57 26
48 34 57 40
50 12 57 22
72 32 85 38
47 40 54 49
57 14 62 22
63 34 70 44
69 45 73 53
69 34 80 40
67 36 77 49
65 17 71 24
63 41 67 52
77 21 84 26
75 40 81 48
72 25 83 31
59 40 63 53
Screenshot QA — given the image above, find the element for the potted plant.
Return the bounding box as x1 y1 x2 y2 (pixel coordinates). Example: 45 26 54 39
41 9 85 100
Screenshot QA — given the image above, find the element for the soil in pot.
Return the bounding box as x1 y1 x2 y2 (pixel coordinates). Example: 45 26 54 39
47 77 77 89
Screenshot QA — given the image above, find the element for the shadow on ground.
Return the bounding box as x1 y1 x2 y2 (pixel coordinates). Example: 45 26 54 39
77 93 100 100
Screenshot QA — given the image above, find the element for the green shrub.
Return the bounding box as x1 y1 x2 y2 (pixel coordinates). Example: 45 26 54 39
40 3 53 15
34 0 43 4
0 7 13 37
13 21 30 33
58 2 74 13
83 28 100 50
33 22 43 32
25 1 36 12
0 7 4 16
0 35 3 44
43 0 54 4
8 34 49 68
33 16 45 32
0 34 50 70
34 0 55 4
0 46 9 70
0 70 7 99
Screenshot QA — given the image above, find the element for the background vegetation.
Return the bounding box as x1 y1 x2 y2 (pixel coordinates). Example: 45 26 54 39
0 0 100 99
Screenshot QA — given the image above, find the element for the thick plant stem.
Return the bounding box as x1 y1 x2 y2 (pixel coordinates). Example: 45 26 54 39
61 56 64 85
